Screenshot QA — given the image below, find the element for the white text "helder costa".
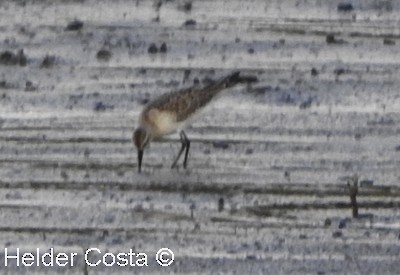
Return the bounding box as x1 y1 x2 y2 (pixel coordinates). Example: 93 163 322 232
4 248 148 267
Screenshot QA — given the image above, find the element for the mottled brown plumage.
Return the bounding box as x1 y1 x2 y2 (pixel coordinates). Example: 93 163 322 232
133 71 257 172
143 72 242 121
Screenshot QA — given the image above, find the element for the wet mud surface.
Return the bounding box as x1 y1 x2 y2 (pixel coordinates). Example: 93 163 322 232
0 0 400 274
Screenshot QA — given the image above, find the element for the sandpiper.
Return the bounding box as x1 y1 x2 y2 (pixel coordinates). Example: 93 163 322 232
133 71 257 172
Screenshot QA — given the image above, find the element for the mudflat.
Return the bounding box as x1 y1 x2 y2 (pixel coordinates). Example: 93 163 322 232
0 0 399 274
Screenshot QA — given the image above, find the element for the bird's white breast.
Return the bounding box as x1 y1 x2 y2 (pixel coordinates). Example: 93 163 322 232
145 108 181 137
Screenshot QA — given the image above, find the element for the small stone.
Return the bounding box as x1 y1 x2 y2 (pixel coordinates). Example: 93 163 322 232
332 231 343 238
154 1 162 10
94 102 106 111
334 68 346 76
338 219 347 229
96 49 112 61
41 55 57 68
0 51 15 65
183 19 196 26
218 197 224 212
337 3 354 12
248 48 255 54
25 81 36 92
324 218 332 227
17 49 27 66
65 20 83 31
159 42 167 53
60 171 69 180
94 102 114 112
184 69 191 78
254 241 262 250
354 133 362 140
183 2 192 12
326 34 336 44
383 38 395 45
311 67 319 76
212 141 229 149
148 43 158 54
0 50 27 66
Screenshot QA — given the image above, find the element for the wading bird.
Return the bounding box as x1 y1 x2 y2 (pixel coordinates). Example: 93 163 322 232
133 71 257 172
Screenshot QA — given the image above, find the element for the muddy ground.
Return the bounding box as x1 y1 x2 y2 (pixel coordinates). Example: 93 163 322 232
0 0 400 274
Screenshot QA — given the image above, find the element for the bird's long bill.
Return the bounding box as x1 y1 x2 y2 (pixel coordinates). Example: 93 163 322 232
137 149 143 173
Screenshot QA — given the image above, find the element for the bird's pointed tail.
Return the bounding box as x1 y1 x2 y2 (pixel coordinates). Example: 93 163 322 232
224 71 258 88
199 71 258 98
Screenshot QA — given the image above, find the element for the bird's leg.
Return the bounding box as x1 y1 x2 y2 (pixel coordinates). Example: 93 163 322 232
182 131 190 169
171 131 190 169
171 131 187 169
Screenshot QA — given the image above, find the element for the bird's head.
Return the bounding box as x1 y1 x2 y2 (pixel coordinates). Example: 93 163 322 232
133 127 151 172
